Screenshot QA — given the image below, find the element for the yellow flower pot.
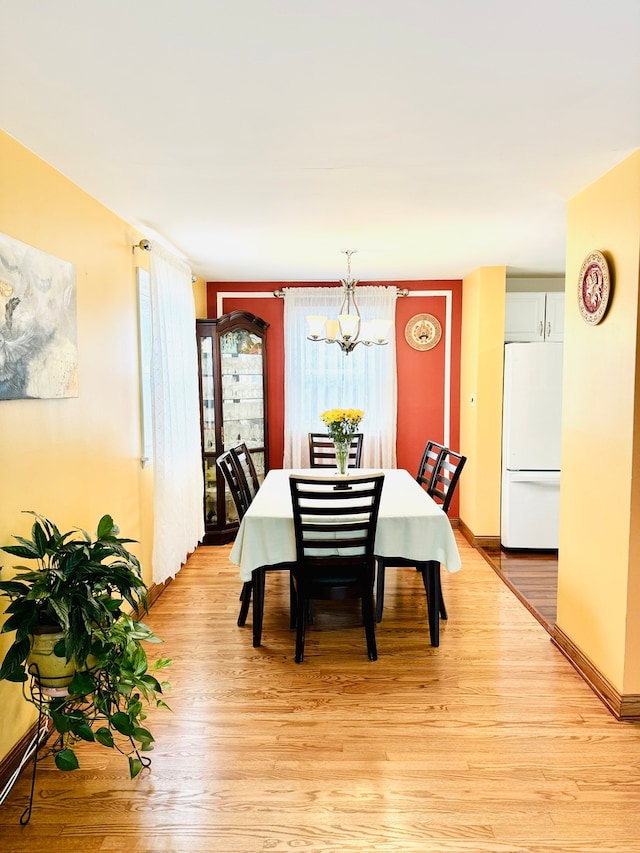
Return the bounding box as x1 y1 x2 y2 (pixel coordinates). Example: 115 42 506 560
27 627 76 691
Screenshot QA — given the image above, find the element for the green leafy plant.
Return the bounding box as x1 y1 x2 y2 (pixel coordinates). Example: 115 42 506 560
47 613 171 776
0 512 171 777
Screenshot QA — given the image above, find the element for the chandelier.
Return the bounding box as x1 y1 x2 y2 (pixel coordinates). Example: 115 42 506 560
306 250 390 355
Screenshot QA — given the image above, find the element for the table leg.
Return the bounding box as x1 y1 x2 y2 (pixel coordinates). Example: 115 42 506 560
252 568 265 647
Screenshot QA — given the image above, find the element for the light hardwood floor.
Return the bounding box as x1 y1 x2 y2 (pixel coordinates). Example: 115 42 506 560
2 533 640 852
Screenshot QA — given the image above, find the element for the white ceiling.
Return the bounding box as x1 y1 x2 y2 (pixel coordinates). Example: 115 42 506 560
2 1 639 282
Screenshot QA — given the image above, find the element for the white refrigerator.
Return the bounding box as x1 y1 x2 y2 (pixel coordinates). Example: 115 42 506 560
501 342 563 549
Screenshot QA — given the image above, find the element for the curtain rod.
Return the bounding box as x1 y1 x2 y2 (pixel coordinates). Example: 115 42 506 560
272 287 409 298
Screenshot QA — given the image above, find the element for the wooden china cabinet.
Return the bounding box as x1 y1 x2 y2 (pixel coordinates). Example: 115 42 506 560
196 311 269 544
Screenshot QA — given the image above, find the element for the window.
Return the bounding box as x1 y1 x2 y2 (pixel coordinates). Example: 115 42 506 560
283 286 397 468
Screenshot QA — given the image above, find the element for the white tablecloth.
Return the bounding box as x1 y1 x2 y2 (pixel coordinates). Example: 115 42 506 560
229 468 462 582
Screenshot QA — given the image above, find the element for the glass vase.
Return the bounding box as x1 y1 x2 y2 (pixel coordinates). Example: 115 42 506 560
334 438 350 475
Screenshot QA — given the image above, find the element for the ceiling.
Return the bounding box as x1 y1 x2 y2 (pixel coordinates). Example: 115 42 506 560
3 1 639 283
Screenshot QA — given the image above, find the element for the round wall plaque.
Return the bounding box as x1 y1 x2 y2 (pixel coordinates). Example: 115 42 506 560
578 250 611 325
404 313 442 351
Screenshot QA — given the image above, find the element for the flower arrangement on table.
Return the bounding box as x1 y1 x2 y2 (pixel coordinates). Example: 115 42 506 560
320 408 364 440
320 408 364 474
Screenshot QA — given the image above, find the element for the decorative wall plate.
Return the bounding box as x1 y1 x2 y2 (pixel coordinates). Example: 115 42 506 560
578 250 611 325
404 313 442 351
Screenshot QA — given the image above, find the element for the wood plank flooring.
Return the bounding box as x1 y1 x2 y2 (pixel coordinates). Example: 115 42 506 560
2 533 640 852
479 547 558 631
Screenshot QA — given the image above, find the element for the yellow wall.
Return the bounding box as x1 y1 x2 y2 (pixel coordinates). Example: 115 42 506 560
559 150 640 693
193 276 207 318
0 131 163 759
459 266 506 539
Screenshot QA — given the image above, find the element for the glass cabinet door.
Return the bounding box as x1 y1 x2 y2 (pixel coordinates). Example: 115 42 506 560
220 328 265 483
196 312 269 544
199 333 217 526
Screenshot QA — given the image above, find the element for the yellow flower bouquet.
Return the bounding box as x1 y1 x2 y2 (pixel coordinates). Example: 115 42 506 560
320 408 364 441
320 409 364 475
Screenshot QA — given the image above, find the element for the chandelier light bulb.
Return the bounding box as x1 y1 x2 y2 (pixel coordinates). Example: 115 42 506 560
305 250 389 355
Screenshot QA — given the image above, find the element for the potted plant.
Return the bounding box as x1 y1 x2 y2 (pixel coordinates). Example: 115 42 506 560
0 512 171 777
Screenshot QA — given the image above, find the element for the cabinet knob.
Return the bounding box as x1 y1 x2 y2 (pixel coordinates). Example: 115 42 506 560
539 321 543 338
547 321 551 338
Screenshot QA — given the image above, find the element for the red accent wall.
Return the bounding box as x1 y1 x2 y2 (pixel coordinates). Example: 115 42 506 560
205 279 463 514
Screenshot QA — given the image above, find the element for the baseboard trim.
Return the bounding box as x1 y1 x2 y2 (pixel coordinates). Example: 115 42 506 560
551 626 640 720
458 518 500 550
146 576 172 609
0 719 49 794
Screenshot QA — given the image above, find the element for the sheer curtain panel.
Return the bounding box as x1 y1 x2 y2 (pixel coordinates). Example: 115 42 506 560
150 244 204 584
283 286 397 469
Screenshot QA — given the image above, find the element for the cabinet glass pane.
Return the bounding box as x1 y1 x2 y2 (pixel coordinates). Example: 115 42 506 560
204 457 218 525
224 419 264 449
220 331 264 450
200 335 215 451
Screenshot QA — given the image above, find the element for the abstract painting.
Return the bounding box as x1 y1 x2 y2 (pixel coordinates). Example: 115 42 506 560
0 231 78 399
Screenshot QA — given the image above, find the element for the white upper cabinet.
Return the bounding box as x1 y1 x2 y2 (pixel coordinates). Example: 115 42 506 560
544 292 565 342
505 292 564 342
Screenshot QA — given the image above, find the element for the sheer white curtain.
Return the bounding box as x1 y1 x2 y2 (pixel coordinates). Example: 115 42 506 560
283 286 397 468
149 244 204 584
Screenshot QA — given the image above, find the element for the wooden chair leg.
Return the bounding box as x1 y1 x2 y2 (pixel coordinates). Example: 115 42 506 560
252 568 265 648
362 591 378 661
375 560 386 623
294 585 307 663
437 568 448 620
289 573 296 628
237 581 252 627
376 561 446 624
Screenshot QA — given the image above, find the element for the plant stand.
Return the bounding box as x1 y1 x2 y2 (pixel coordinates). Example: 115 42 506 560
4 665 153 824
0 666 56 825
19 671 55 825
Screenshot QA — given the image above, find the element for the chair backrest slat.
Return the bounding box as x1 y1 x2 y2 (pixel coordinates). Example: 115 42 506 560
216 449 251 521
416 440 447 490
289 473 384 562
308 433 363 468
429 449 467 514
231 442 261 498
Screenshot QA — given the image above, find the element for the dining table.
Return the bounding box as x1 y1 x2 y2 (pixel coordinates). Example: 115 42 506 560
228 467 462 648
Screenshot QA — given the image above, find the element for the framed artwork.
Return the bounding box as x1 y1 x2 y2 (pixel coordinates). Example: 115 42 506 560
0 232 78 399
578 250 611 326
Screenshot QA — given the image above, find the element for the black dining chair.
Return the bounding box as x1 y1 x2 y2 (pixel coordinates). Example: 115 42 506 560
429 448 467 514
216 450 254 626
375 446 466 638
417 440 447 490
289 472 385 663
308 432 363 468
422 448 466 622
217 449 252 521
231 442 260 499
375 439 446 623
218 449 295 645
